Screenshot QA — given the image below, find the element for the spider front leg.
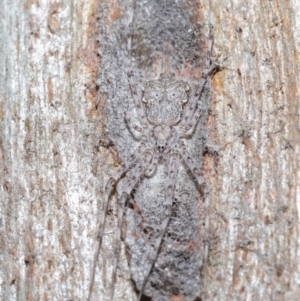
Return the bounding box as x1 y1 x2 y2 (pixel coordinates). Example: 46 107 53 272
88 142 148 301
181 76 208 133
138 151 180 301
128 71 149 127
124 112 144 138
110 150 154 301
177 141 210 263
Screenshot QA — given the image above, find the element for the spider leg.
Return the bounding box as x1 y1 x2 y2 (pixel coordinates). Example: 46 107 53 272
88 142 148 301
144 154 158 177
177 141 210 266
138 151 180 301
124 112 144 138
110 150 154 301
180 26 214 136
128 71 149 127
181 76 208 132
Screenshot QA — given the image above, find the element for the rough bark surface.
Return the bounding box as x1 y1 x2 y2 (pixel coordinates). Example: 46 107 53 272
0 1 299 301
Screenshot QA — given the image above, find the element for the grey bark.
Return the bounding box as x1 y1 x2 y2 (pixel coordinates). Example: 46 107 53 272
0 1 299 301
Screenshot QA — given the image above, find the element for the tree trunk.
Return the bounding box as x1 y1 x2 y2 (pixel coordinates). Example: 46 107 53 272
1 1 299 301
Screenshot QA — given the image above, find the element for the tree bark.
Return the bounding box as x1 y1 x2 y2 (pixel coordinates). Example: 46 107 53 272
0 1 299 301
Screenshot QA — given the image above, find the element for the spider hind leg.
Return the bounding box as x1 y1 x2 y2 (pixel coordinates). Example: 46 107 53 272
178 141 210 265
88 142 148 301
110 151 154 301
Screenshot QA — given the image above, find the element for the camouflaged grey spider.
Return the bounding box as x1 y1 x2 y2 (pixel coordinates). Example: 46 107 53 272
88 27 214 301
89 79 213 301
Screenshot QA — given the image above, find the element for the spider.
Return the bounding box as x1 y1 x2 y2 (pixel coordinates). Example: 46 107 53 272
88 27 215 299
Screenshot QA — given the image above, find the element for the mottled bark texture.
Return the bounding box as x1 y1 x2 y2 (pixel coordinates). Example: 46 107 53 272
0 1 299 301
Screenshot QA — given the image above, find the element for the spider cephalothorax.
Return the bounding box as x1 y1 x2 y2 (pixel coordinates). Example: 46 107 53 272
143 77 190 126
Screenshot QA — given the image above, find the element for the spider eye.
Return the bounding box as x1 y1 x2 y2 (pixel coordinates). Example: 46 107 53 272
168 91 179 100
151 90 161 99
